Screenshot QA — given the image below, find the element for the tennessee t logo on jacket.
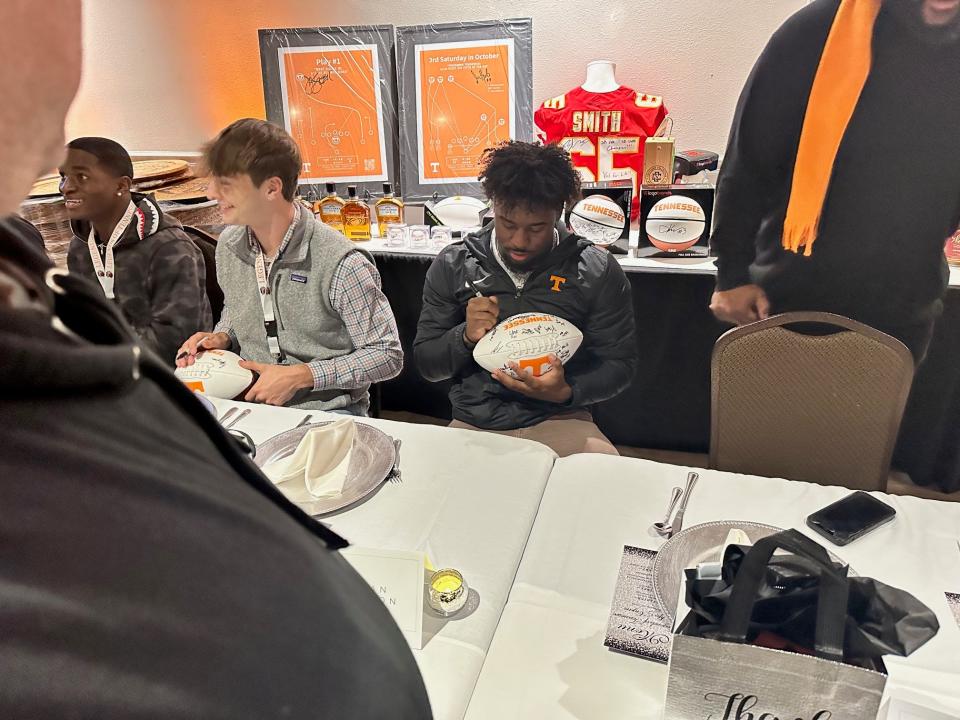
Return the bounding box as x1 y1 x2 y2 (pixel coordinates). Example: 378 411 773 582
549 275 567 292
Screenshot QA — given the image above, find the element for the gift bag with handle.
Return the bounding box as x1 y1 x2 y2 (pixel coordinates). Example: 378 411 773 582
662 530 886 720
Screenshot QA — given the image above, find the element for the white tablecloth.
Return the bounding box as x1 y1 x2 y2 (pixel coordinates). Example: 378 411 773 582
207 399 556 720
466 455 960 719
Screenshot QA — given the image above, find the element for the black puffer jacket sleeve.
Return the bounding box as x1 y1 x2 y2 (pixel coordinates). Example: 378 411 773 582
137 234 211 362
413 250 474 382
564 249 637 406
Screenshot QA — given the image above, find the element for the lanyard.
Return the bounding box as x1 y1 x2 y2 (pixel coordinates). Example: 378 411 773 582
251 205 300 362
254 247 284 361
86 201 137 300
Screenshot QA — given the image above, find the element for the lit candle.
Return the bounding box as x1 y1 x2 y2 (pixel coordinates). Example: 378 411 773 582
427 568 468 616
431 572 462 594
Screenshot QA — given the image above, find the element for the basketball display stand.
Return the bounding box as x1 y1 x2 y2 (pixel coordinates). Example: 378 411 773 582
565 180 632 245
636 184 714 258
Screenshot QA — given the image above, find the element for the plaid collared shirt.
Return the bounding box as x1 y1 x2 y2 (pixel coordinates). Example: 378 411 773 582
306 252 402 391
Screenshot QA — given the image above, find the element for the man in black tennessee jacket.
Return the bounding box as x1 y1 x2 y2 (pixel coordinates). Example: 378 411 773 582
414 141 637 457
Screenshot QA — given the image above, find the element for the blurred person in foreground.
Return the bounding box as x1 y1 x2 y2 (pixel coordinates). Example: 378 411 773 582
0 1 430 717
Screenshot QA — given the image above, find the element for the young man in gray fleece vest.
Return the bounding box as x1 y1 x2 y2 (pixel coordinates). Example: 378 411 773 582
177 119 402 414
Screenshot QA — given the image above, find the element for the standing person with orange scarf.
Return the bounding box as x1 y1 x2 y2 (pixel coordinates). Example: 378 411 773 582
710 0 960 361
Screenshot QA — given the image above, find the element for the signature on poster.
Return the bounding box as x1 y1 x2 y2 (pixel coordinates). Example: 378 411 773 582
471 66 493 84
299 69 332 96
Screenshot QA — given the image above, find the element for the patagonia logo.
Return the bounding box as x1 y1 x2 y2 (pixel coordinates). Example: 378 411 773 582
290 273 308 283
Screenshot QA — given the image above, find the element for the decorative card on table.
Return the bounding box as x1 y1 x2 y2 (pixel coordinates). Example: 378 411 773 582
604 545 673 663
341 547 425 650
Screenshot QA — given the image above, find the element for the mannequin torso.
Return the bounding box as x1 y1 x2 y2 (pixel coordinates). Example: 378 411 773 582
581 60 620 93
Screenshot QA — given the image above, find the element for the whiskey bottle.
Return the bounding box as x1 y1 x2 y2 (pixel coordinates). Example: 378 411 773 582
316 182 345 234
341 185 371 241
374 182 404 237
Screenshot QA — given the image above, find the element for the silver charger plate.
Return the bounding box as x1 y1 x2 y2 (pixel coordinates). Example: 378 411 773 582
254 421 396 517
192 391 217 416
652 521 852 624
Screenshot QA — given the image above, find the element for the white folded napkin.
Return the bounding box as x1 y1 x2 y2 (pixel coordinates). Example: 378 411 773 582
696 528 753 580
263 418 356 501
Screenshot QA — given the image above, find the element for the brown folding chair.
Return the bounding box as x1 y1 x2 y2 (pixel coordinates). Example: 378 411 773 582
710 312 914 491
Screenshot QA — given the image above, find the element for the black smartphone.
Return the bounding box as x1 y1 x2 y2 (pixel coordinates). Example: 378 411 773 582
805 491 896 546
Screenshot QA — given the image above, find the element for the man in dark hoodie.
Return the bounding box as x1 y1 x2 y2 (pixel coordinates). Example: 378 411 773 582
0 2 431 717
710 0 960 362
414 141 638 457
63 136 211 362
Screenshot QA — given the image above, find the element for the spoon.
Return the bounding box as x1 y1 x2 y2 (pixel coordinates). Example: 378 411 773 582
653 486 684 537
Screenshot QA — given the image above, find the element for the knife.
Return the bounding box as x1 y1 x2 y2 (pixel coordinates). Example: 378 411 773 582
668 471 699 538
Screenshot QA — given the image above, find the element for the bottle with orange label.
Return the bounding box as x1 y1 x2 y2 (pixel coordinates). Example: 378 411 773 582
341 185 372 241
315 182 346 234
375 182 404 237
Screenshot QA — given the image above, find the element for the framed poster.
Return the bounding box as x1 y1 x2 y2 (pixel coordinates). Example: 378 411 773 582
260 25 399 201
414 39 516 185
397 19 533 201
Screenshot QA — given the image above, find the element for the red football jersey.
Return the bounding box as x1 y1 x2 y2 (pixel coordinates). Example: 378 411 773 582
534 86 668 219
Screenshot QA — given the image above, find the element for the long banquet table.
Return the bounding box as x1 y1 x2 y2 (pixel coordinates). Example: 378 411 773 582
206 398 556 720
465 454 960 719
205 399 959 719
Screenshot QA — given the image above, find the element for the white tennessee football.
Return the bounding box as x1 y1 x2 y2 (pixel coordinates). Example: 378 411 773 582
174 349 255 400
473 312 583 378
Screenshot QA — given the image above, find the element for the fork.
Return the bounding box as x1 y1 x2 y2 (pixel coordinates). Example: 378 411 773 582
222 408 250 430
388 439 402 484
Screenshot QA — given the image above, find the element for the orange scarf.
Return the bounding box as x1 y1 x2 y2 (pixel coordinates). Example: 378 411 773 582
782 0 882 256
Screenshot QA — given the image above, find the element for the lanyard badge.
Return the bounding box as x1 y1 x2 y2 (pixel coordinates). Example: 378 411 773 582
254 248 284 362
86 201 137 300
251 205 299 362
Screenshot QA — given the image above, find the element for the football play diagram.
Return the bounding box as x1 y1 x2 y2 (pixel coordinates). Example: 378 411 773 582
415 39 516 184
279 44 388 183
423 72 506 171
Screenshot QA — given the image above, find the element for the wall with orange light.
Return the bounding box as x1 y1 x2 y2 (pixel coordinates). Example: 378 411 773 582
67 0 807 154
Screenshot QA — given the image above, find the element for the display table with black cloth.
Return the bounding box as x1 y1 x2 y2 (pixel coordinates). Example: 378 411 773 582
895 284 960 491
361 237 960 492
